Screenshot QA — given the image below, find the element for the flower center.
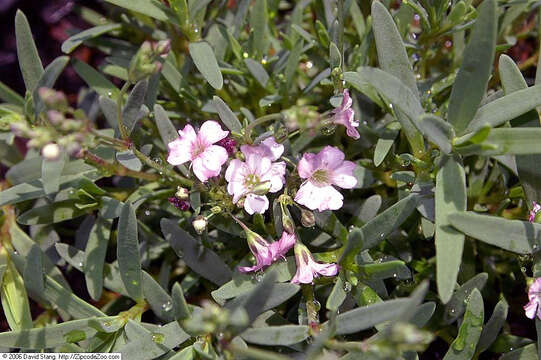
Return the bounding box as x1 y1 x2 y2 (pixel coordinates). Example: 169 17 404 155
191 139 206 158
311 169 329 184
244 173 260 189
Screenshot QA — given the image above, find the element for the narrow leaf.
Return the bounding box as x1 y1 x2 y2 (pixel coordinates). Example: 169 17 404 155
84 217 112 301
448 212 538 254
241 325 309 346
477 298 508 353
436 155 466 304
417 114 455 154
161 218 232 285
122 80 148 135
117 203 143 301
73 58 119 98
172 282 191 320
448 0 497 134
212 96 242 133
154 104 178 145
189 41 223 90
15 10 44 91
62 23 121 54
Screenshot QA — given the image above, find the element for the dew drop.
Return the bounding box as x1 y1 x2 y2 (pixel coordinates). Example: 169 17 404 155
255 273 263 282
78 262 83 268
152 332 165 344
343 282 352 292
144 210 151 216
107 91 113 97
161 300 173 312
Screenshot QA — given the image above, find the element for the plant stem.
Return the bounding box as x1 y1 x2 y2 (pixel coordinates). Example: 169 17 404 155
302 284 320 334
244 113 284 143
131 147 193 187
83 151 160 182
227 343 291 360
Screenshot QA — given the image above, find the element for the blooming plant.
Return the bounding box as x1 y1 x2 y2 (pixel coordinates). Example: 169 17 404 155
2 0 541 358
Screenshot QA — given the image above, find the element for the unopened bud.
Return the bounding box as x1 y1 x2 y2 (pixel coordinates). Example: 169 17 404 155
281 203 295 233
301 209 315 227
42 143 61 161
274 125 288 143
128 39 171 82
192 215 207 235
38 87 67 108
175 187 190 200
153 39 171 56
210 206 222 214
47 110 64 126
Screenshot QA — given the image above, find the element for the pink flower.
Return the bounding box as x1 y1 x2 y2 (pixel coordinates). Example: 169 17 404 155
524 278 541 319
167 121 229 182
294 146 357 211
332 89 359 140
530 202 541 223
225 137 286 215
291 243 339 284
239 231 296 273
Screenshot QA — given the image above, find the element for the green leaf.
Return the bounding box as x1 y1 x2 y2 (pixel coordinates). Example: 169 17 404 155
170 0 189 28
374 123 399 167
154 104 178 146
457 128 541 156
435 155 466 304
117 203 143 301
361 194 420 250
498 54 541 205
250 0 268 58
142 271 175 322
466 85 541 133
326 276 347 311
477 298 508 353
500 344 538 360
116 150 143 171
161 218 232 285
417 114 455 154
33 56 70 115
444 273 488 324
122 80 148 135
212 96 242 133
73 58 119 98
327 298 412 335
41 155 66 195
448 212 538 254
443 288 484 360
15 10 44 91
62 23 121 54
84 217 112 301
241 325 309 346
283 39 303 96
344 68 424 154
329 42 341 69
11 252 105 319
0 81 25 106
17 200 90 225
0 317 119 349
104 0 177 23
244 58 269 87
371 1 418 97
23 244 44 295
172 282 191 320
447 0 497 134
189 41 223 90
0 257 32 331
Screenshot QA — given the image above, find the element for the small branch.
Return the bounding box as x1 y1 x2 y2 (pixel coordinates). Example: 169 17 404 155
227 343 291 360
83 151 160 182
302 284 320 334
117 81 131 140
245 113 284 143
131 147 193 187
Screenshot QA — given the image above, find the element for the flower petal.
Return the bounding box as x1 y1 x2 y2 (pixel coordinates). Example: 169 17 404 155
199 120 229 144
331 160 357 189
261 137 284 160
269 232 296 260
295 182 344 211
317 146 345 170
298 152 317 179
167 137 192 165
244 194 269 214
200 145 228 172
312 262 339 277
525 300 538 319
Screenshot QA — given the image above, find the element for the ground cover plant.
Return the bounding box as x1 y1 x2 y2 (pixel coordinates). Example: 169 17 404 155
3 0 541 358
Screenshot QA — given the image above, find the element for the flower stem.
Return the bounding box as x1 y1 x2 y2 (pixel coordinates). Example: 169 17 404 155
83 151 160 182
244 113 284 143
131 147 193 187
302 284 320 334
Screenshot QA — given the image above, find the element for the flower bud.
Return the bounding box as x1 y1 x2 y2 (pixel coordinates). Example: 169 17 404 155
192 215 207 234
301 209 316 227
281 203 295 234
47 110 64 126
128 40 171 82
42 143 61 161
175 186 190 200
38 87 68 109
210 206 222 214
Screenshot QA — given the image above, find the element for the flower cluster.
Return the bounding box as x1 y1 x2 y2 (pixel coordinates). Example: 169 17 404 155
166 90 359 283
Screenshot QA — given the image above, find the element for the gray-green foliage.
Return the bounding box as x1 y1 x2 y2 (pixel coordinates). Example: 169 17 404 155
1 0 540 358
